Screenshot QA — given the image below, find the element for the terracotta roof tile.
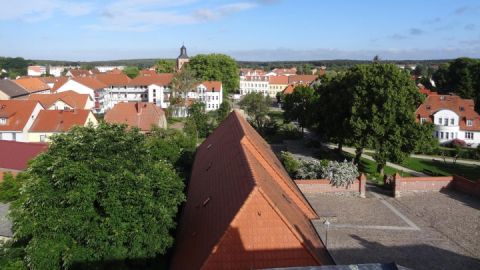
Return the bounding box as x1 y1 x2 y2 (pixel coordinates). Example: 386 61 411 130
28 91 90 109
68 69 91 77
72 77 107 90
288 75 318 85
0 140 47 170
128 73 174 86
104 102 166 131
49 77 69 92
197 81 222 92
171 111 331 270
29 109 94 132
269 75 289 85
95 73 131 87
14 78 50 93
0 100 41 131
416 95 480 131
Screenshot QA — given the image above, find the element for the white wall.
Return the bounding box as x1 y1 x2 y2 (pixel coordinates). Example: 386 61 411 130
56 80 95 99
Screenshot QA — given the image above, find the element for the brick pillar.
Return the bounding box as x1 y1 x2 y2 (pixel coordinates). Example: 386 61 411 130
394 173 402 198
359 174 366 198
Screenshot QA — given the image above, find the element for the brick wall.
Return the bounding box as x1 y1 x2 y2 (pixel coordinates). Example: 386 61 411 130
295 174 366 197
393 173 480 198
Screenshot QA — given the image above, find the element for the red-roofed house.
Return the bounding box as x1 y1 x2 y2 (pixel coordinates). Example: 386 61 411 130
416 94 480 147
28 109 98 142
0 140 47 172
14 77 51 94
171 110 332 270
66 69 92 78
56 77 107 99
0 100 44 142
268 75 289 97
187 81 223 112
28 91 94 110
104 102 167 132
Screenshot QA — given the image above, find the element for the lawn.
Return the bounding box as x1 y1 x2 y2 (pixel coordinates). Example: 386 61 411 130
402 157 480 181
358 157 413 185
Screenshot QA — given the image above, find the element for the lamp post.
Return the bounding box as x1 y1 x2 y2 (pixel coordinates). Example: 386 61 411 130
324 219 331 249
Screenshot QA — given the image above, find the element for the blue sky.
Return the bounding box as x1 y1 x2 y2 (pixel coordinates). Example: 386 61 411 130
0 0 479 61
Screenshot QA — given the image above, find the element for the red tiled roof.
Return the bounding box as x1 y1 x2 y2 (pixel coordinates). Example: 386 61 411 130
14 77 50 93
69 69 91 77
28 91 90 109
197 81 222 92
269 75 289 85
416 95 480 131
95 73 131 87
171 110 331 270
0 100 41 131
139 70 157 76
49 77 69 92
128 73 174 86
288 75 318 85
107 68 123 74
29 110 94 132
272 67 297 76
0 140 47 170
72 77 107 90
104 102 166 131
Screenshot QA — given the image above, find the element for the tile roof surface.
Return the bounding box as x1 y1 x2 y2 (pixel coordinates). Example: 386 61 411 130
128 73 174 86
29 109 92 132
269 75 290 84
0 100 41 131
0 140 47 170
14 77 50 93
72 77 107 90
104 102 166 131
95 73 131 87
0 80 29 98
198 81 222 92
288 75 318 85
171 110 331 270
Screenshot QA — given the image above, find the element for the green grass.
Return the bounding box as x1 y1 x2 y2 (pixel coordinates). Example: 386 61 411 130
402 157 480 181
357 157 413 185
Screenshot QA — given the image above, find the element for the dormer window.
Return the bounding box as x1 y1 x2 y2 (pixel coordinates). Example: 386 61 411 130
420 117 427 124
0 117 6 125
467 119 473 126
460 106 465 111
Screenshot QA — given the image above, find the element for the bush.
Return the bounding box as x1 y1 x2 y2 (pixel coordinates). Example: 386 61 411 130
296 159 324 179
321 160 359 187
280 151 301 177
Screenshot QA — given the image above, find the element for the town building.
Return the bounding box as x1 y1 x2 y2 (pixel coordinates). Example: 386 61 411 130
28 91 94 110
177 45 190 71
171 110 332 269
28 109 98 142
0 100 44 142
268 75 289 97
0 80 30 99
288 75 319 85
265 67 297 76
95 66 125 73
66 69 92 78
416 94 480 147
239 74 269 96
27 66 47 76
188 81 223 111
104 102 167 132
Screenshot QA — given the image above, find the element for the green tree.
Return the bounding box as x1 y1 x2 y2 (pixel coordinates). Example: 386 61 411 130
413 122 439 154
0 172 27 203
238 92 271 131
283 85 318 134
170 68 198 115
122 66 140 78
7 123 185 269
188 54 239 93
155 59 175 73
216 100 232 123
187 102 211 138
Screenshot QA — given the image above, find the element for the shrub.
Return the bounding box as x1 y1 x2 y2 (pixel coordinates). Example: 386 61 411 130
321 160 359 187
280 151 301 177
296 159 323 179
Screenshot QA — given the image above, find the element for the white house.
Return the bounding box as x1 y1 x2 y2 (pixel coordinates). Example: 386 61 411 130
416 94 480 147
27 66 46 77
239 75 269 96
0 100 44 142
193 81 223 111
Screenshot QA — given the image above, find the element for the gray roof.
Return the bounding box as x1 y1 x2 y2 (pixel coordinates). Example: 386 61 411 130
0 79 29 98
0 203 12 238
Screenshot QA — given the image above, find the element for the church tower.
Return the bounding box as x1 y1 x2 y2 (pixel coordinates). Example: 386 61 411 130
176 45 189 71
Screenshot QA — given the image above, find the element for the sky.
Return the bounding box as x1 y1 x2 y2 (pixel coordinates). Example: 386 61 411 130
0 0 479 61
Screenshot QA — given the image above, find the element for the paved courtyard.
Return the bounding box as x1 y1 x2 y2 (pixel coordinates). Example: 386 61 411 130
305 188 480 270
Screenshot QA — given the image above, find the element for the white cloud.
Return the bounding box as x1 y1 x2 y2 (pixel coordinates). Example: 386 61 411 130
0 0 94 21
86 1 257 32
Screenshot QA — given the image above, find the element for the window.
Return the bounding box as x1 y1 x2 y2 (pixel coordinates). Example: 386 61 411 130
40 135 46 142
444 118 448 126
420 117 427 124
446 132 449 139
467 119 473 126
440 132 444 139
450 119 454 125
0 117 6 125
465 132 474 140
439 118 443 124
436 131 439 138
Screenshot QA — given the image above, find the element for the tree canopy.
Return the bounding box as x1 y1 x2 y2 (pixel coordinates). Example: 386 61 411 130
187 54 239 93
6 123 185 269
238 92 271 131
283 85 318 134
316 63 428 174
122 66 140 78
155 59 175 73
